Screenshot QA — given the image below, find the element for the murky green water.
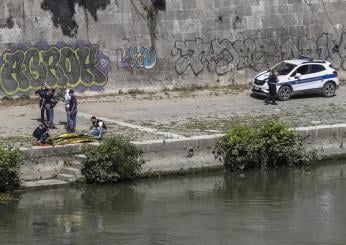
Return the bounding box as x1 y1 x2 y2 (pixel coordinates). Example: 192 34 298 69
1 162 346 245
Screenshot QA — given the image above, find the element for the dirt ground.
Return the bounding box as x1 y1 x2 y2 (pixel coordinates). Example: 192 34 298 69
1 85 346 147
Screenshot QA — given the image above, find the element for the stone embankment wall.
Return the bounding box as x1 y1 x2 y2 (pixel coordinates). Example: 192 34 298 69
0 0 346 97
20 125 346 181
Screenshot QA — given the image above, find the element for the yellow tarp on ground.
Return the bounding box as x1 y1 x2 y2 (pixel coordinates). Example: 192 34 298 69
49 133 96 145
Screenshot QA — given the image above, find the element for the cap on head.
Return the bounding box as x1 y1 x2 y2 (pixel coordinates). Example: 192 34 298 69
91 116 96 120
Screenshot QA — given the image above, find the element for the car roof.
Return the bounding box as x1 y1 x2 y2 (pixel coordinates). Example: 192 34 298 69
283 59 305 65
283 59 330 66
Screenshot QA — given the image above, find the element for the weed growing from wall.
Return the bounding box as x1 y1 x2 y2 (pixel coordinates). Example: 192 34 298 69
130 0 166 48
144 5 158 48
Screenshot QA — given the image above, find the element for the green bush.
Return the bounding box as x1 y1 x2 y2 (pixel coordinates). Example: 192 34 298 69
0 146 21 193
81 136 143 183
214 119 317 171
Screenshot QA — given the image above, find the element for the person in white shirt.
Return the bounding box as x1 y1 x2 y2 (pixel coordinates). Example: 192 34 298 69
64 88 71 131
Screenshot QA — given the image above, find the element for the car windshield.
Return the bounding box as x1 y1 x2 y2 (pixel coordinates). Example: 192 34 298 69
273 62 297 75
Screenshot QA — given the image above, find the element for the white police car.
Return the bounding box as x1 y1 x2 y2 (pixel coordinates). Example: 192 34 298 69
252 56 339 100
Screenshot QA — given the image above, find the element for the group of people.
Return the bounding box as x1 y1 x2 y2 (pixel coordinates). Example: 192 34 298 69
35 85 57 129
32 71 279 145
33 83 106 145
35 84 77 132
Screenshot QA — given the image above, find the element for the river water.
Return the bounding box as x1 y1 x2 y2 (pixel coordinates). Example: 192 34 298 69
1 162 346 245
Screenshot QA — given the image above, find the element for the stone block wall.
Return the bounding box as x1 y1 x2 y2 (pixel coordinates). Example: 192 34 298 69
0 0 346 97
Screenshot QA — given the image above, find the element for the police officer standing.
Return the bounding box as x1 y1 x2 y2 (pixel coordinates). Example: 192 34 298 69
265 69 279 105
43 88 58 128
35 83 49 122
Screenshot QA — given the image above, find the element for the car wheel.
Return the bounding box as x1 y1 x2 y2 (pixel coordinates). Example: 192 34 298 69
278 86 292 101
322 82 336 97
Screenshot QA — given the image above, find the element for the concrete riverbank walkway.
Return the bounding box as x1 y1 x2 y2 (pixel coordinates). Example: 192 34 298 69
1 85 346 146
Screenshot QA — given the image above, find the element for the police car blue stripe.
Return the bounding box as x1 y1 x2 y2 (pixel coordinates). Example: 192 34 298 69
280 73 337 86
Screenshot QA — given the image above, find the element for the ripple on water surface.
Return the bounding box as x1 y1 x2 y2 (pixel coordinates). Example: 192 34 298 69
0 162 346 245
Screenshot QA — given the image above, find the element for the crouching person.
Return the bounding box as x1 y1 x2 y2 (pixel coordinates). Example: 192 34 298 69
33 124 51 145
89 116 107 140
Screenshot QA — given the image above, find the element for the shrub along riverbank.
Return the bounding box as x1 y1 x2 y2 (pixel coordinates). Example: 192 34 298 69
0 120 321 191
0 146 21 200
81 120 318 185
214 119 318 171
81 136 144 183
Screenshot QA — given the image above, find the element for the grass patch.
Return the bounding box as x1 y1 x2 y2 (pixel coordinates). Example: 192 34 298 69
0 136 33 147
0 193 19 203
0 95 37 107
339 78 346 86
181 115 279 133
161 83 250 94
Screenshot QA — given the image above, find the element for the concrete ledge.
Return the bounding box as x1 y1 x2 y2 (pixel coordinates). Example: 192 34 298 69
21 179 68 188
18 124 346 182
141 150 223 175
295 124 346 143
20 124 346 159
21 156 64 181
133 134 224 153
20 142 99 159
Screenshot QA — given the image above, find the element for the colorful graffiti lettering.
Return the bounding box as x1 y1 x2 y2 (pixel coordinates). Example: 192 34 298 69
0 41 110 96
171 32 346 76
117 47 157 73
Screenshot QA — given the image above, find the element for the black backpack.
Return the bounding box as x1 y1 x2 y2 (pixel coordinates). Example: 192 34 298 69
33 125 47 139
33 127 43 139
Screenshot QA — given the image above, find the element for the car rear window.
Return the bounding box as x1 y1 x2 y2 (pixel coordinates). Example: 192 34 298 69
310 64 325 73
273 62 297 75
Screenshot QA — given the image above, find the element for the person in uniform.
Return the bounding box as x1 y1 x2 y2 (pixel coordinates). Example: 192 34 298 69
265 69 279 105
35 83 49 122
32 123 51 145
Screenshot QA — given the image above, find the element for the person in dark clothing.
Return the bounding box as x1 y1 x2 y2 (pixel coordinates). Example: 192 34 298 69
68 90 77 133
33 123 51 145
43 88 58 128
35 83 49 122
265 69 279 105
89 116 107 140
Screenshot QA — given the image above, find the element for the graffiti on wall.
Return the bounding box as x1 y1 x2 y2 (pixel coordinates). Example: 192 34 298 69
0 41 111 96
171 32 346 76
117 47 157 73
